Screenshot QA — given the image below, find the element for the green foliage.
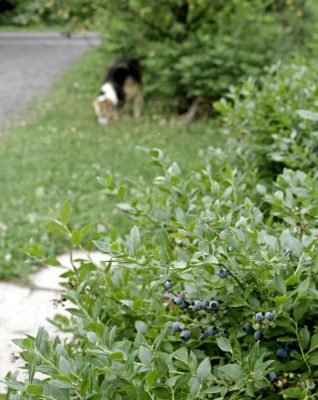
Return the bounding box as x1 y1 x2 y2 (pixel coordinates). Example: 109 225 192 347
215 60 318 178
4 139 318 398
96 0 317 108
4 0 96 30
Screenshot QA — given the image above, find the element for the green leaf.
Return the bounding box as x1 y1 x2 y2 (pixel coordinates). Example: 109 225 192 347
308 352 318 365
196 357 211 382
43 383 71 400
293 300 309 322
93 239 110 252
153 322 169 351
299 326 310 350
173 347 188 363
280 387 307 399
135 320 148 334
218 363 245 382
216 337 232 353
297 277 311 295
275 295 289 305
247 341 259 370
28 358 37 383
26 384 44 395
59 356 72 376
60 200 71 224
126 225 140 256
285 275 299 286
6 381 26 392
43 221 69 236
145 370 158 386
158 227 171 262
35 327 49 355
139 346 152 364
273 273 286 294
309 333 318 352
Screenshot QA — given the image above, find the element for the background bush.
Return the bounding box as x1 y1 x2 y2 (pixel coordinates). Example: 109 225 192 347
4 0 318 112
97 0 317 111
215 59 318 179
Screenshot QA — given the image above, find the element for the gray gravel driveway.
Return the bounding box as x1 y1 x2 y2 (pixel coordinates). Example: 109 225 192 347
0 31 100 130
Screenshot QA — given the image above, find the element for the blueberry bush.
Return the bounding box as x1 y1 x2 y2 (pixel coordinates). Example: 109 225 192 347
215 60 318 178
4 139 318 399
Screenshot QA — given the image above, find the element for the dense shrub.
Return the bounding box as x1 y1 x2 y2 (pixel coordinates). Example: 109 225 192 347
96 0 317 110
5 0 95 30
215 60 318 178
4 142 318 399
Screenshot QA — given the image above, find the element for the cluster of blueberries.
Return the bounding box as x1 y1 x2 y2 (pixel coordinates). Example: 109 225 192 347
165 275 276 343
268 372 294 387
252 311 275 340
276 341 298 360
172 321 229 341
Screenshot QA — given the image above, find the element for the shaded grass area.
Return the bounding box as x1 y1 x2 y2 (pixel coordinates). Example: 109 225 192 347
0 47 223 280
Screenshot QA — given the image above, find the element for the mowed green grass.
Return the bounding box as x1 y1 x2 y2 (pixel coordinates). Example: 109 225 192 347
0 47 223 279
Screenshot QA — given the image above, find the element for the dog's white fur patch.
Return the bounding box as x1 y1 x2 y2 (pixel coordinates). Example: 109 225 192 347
98 82 118 105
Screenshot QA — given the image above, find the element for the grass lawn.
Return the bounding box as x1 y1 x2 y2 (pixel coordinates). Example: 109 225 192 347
0 46 223 280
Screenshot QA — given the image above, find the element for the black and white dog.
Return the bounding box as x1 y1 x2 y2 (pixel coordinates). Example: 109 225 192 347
93 58 143 125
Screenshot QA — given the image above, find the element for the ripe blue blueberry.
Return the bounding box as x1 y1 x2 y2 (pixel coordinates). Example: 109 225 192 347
174 297 183 306
221 329 229 338
265 311 274 321
218 268 228 279
179 301 190 309
207 326 217 336
180 330 191 341
268 372 277 383
255 312 265 322
283 248 292 257
254 330 263 340
276 348 288 360
243 323 253 333
285 341 296 351
202 300 209 308
164 280 173 290
172 321 181 332
193 300 204 310
209 300 219 311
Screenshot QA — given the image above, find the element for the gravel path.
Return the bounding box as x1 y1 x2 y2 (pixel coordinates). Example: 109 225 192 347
0 31 100 130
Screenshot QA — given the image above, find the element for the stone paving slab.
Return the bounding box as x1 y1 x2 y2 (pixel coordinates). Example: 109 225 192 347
0 251 105 386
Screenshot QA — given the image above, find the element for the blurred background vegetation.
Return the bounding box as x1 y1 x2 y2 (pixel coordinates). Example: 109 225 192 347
1 0 318 115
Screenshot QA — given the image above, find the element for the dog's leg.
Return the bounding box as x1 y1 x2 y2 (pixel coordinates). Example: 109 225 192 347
133 89 143 118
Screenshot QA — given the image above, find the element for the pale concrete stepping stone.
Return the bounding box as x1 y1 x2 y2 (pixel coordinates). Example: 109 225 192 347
0 251 105 384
